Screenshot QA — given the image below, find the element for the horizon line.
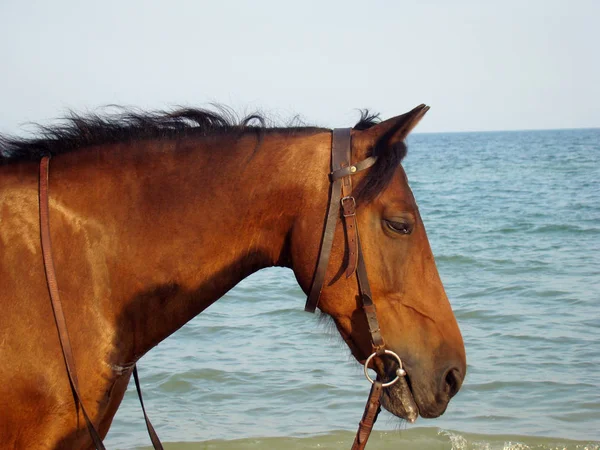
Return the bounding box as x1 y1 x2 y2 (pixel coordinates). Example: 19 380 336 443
414 126 600 135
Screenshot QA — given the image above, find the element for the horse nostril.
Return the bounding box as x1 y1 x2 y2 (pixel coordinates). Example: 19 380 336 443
444 367 463 399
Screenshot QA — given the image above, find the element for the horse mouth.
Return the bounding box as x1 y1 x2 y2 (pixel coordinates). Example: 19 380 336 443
336 324 420 421
380 368 420 423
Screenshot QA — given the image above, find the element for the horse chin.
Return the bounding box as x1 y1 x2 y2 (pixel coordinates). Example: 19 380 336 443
380 375 420 423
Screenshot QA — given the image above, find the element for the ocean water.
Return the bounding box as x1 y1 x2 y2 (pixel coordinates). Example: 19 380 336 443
105 129 600 449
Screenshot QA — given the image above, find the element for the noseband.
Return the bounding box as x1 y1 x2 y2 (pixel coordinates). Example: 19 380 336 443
305 128 407 450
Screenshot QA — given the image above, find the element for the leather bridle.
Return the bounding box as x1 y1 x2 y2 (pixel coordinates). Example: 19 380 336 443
304 128 407 450
37 128 406 449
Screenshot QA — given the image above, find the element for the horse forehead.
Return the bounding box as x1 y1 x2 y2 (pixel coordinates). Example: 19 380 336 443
377 167 417 208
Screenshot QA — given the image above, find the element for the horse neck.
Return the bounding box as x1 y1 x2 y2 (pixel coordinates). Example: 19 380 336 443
52 132 329 362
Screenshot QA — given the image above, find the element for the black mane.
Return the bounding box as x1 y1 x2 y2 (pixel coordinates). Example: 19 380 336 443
0 107 406 202
0 107 326 163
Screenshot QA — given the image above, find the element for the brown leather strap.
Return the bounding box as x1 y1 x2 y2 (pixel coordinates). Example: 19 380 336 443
40 156 163 450
337 128 353 202
133 366 164 450
305 173 343 312
330 156 376 181
305 129 352 312
355 236 385 355
351 381 383 450
39 156 106 450
341 196 359 278
337 128 358 278
305 129 379 311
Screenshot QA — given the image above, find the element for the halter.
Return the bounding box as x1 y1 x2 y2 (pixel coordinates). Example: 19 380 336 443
304 128 407 450
37 128 405 450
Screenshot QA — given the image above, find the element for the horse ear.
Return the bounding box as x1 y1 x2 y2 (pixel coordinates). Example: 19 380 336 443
356 104 430 147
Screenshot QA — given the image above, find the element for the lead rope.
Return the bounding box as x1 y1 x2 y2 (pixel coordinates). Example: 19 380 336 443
39 155 163 450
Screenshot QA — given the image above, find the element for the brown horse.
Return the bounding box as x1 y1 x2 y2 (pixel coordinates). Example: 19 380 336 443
0 104 466 449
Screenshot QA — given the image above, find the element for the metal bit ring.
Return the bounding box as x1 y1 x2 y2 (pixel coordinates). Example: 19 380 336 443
363 349 406 388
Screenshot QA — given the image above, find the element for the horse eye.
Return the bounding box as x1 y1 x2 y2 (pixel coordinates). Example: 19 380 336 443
385 220 413 235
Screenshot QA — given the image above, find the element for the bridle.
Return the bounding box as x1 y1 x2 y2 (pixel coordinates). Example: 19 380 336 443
37 128 406 450
304 128 407 450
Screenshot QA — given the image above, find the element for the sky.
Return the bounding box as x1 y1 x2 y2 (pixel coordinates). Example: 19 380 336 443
1 0 598 134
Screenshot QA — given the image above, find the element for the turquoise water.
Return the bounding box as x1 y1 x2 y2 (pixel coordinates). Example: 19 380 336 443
106 129 600 449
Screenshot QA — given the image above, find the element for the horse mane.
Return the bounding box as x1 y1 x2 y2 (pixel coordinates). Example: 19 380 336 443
0 106 406 202
0 106 323 162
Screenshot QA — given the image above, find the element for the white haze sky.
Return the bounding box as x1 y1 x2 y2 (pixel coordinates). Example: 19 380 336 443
1 0 598 134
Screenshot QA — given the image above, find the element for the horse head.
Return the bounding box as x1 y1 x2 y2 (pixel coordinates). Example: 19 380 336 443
291 105 466 421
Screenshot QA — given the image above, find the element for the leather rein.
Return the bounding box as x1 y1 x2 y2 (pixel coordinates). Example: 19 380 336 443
39 156 163 450
37 128 405 449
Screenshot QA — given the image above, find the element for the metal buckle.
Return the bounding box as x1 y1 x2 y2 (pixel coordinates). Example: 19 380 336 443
363 349 406 388
341 196 356 217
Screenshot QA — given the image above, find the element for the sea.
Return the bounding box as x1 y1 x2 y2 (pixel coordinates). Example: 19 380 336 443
105 129 600 449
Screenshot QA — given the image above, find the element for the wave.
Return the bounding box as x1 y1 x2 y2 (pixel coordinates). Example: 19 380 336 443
132 427 600 450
